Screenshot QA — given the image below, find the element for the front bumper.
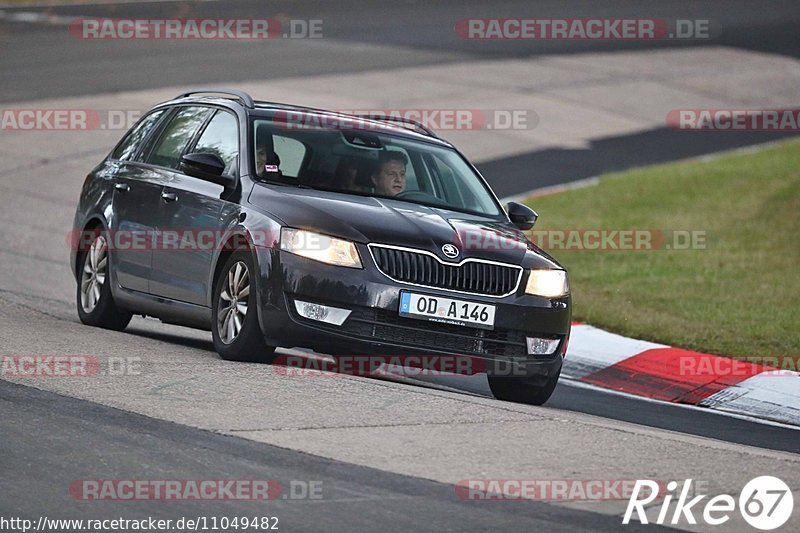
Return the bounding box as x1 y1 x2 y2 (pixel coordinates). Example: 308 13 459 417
253 245 570 379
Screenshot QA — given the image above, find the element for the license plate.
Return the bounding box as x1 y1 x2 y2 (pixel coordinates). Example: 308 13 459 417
399 291 496 330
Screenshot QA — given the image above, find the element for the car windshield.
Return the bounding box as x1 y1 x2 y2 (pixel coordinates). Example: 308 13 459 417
251 116 502 216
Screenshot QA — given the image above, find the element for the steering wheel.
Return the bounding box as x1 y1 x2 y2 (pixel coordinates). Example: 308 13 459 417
393 190 439 202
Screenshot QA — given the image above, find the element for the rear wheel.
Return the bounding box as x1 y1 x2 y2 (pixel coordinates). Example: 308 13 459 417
488 368 561 406
212 251 276 363
76 231 132 331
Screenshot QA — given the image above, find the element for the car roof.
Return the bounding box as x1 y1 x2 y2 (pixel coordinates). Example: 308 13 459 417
160 89 454 148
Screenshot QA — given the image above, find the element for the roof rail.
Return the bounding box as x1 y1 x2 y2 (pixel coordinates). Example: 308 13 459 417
176 88 255 109
251 101 442 139
353 113 439 139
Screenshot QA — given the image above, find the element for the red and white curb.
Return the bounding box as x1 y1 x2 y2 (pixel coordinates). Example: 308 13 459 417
565 324 800 427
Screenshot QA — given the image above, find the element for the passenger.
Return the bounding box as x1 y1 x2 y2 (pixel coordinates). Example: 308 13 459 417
370 151 407 197
255 123 281 178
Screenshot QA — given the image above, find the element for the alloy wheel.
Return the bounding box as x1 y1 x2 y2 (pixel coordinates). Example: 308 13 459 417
80 235 108 313
217 261 250 344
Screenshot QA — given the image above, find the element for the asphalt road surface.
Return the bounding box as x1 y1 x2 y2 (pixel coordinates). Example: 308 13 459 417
1 1 799 531
1 379 672 532
2 0 798 195
1 0 799 103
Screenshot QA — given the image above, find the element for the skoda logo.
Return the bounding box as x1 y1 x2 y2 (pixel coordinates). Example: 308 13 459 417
441 244 460 259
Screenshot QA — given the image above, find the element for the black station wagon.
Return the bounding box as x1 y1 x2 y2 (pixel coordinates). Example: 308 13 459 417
70 89 571 404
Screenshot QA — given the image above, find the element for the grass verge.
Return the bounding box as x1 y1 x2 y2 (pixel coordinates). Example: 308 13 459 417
526 139 800 360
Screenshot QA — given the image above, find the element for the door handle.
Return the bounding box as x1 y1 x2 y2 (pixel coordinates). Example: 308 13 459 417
161 191 178 203
114 183 130 192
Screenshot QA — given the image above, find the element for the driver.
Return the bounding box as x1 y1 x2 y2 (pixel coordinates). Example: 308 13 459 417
370 151 407 197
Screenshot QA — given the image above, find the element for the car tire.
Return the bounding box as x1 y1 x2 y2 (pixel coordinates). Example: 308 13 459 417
212 251 276 363
488 368 561 406
76 230 133 331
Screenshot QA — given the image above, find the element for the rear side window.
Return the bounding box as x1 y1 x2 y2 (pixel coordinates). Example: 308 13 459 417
111 109 165 161
272 136 306 177
144 106 213 169
192 110 239 176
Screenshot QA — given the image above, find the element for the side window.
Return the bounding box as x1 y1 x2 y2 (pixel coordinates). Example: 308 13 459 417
192 110 239 176
144 106 213 169
429 154 471 207
272 135 306 178
111 109 165 161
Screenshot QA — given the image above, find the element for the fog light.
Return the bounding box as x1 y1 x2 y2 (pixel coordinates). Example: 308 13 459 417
294 300 351 326
526 336 560 355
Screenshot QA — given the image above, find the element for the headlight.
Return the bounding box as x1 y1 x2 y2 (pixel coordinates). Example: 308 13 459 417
525 269 569 298
280 228 362 268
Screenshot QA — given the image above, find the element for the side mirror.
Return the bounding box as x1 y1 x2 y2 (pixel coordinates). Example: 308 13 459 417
507 201 538 230
181 152 236 188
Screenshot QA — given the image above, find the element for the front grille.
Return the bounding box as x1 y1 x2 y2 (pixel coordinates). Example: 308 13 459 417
339 307 529 358
370 245 521 297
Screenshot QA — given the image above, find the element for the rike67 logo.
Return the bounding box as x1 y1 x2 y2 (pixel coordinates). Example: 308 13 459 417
624 476 793 530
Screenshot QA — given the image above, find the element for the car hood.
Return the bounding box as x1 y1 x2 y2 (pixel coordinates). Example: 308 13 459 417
248 184 562 269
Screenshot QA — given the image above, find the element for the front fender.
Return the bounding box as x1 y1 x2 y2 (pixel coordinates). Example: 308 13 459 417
206 206 283 337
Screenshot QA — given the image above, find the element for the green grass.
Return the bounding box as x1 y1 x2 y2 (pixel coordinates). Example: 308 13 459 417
527 139 800 359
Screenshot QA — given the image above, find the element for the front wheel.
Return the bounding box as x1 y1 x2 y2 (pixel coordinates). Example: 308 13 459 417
488 367 561 405
211 251 276 363
76 231 132 331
